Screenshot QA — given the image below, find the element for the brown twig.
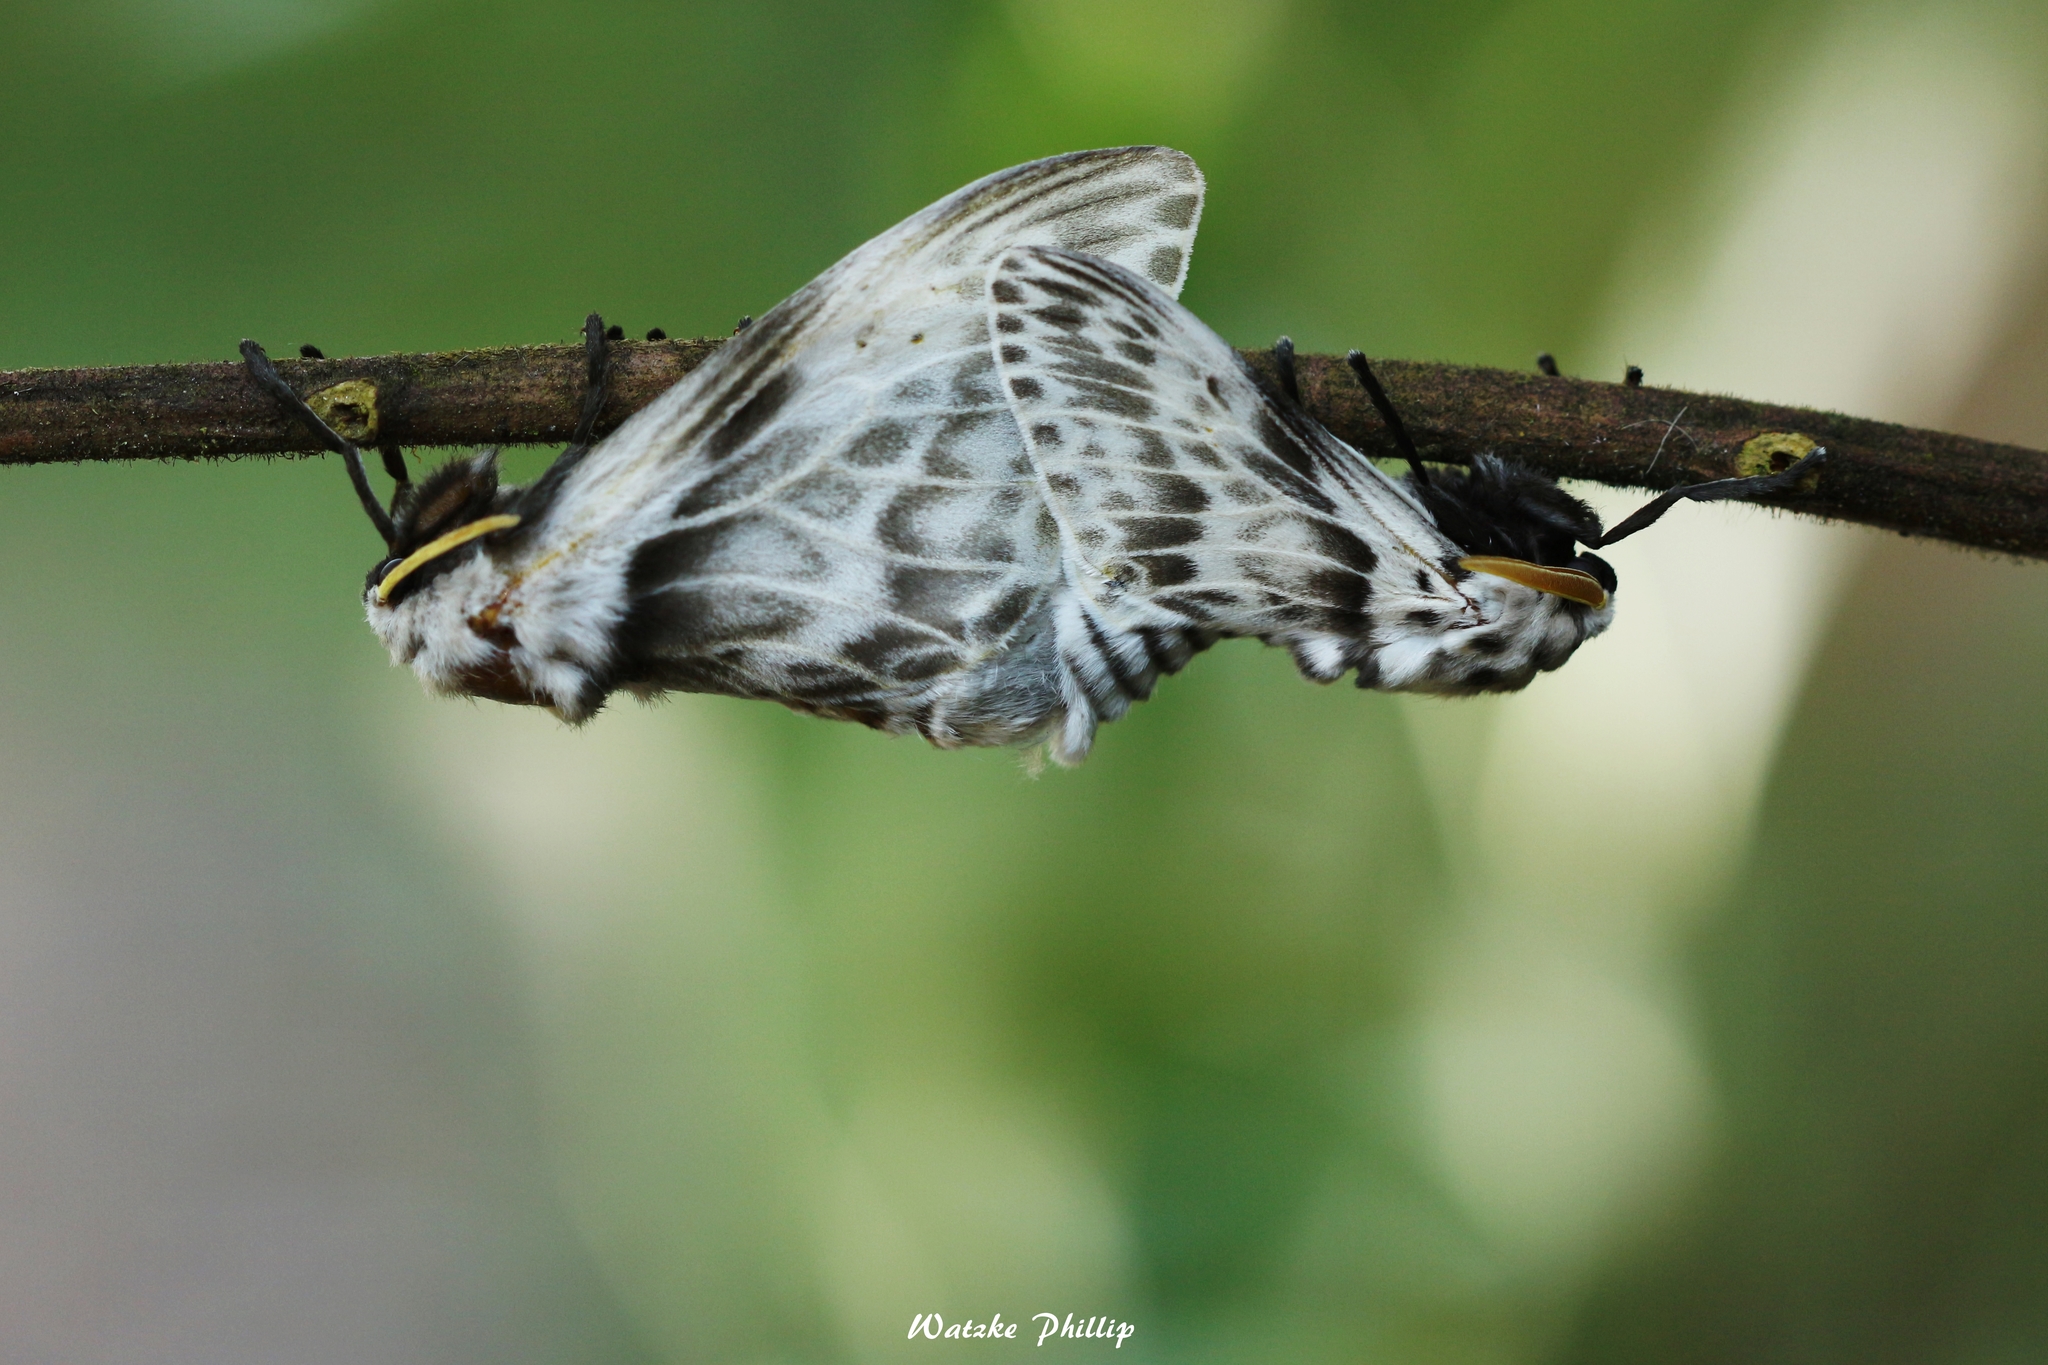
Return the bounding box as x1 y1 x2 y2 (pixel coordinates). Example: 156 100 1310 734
3 339 2044 556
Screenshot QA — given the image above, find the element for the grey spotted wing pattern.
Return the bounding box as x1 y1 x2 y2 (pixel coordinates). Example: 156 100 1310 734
987 244 1479 754
534 148 1206 745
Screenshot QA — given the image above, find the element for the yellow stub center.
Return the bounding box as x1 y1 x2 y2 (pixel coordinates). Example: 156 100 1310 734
1736 431 1820 480
375 514 522 605
306 379 380 444
1458 555 1609 609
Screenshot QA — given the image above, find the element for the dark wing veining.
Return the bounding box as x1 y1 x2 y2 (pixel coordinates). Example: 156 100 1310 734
550 150 1208 740
987 245 1474 756
565 146 1205 511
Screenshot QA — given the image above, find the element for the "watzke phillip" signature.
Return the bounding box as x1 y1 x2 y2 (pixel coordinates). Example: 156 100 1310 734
907 1312 1136 1347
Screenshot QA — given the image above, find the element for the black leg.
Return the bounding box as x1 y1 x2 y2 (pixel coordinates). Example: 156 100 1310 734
379 443 410 488
240 339 396 547
568 311 611 451
1272 336 1300 405
1345 350 1430 487
1594 449 1827 548
510 314 615 517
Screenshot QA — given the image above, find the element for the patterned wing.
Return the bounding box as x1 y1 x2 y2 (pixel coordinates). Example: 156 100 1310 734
562 146 1204 511
521 148 1206 744
986 244 1479 757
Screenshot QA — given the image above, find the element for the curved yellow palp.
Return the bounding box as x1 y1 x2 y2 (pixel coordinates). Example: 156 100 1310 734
1458 555 1609 609
375 514 522 605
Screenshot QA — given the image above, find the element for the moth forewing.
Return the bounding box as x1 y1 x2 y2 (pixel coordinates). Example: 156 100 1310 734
370 147 1211 740
559 145 1206 508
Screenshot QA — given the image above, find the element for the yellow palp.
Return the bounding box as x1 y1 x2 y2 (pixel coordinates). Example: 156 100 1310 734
376 514 522 605
1458 555 1609 609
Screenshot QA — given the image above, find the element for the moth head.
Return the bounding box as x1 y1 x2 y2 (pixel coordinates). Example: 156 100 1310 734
366 451 522 608
1410 454 1616 611
1358 455 1616 695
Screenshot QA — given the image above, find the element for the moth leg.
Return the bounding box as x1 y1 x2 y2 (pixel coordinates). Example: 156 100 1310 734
1594 449 1828 547
378 443 410 490
1272 335 1301 405
505 314 613 515
240 338 397 547
1345 350 1430 487
567 311 612 452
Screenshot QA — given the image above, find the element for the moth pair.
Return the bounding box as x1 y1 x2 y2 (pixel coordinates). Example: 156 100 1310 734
244 146 1820 764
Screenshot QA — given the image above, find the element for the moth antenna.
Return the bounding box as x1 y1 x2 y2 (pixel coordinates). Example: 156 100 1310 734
1594 449 1827 548
1536 352 1560 377
1346 350 1429 487
240 339 397 548
1272 336 1301 405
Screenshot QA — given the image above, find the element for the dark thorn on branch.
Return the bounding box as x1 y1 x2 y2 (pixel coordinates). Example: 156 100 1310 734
11 340 2048 558
1536 352 1560 377
299 344 325 360
646 327 667 341
1625 364 1644 388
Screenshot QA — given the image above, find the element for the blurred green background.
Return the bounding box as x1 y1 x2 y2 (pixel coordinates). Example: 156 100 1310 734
5 1 2048 1361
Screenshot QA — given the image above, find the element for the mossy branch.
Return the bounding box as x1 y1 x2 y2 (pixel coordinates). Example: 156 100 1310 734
3 338 2041 556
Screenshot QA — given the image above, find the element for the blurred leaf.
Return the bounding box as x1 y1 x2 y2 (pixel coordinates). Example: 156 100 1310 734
1564 538 2048 1363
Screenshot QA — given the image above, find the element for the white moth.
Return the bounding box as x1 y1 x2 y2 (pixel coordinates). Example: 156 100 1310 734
243 146 1820 765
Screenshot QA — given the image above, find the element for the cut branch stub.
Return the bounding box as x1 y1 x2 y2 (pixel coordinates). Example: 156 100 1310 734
305 379 381 445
